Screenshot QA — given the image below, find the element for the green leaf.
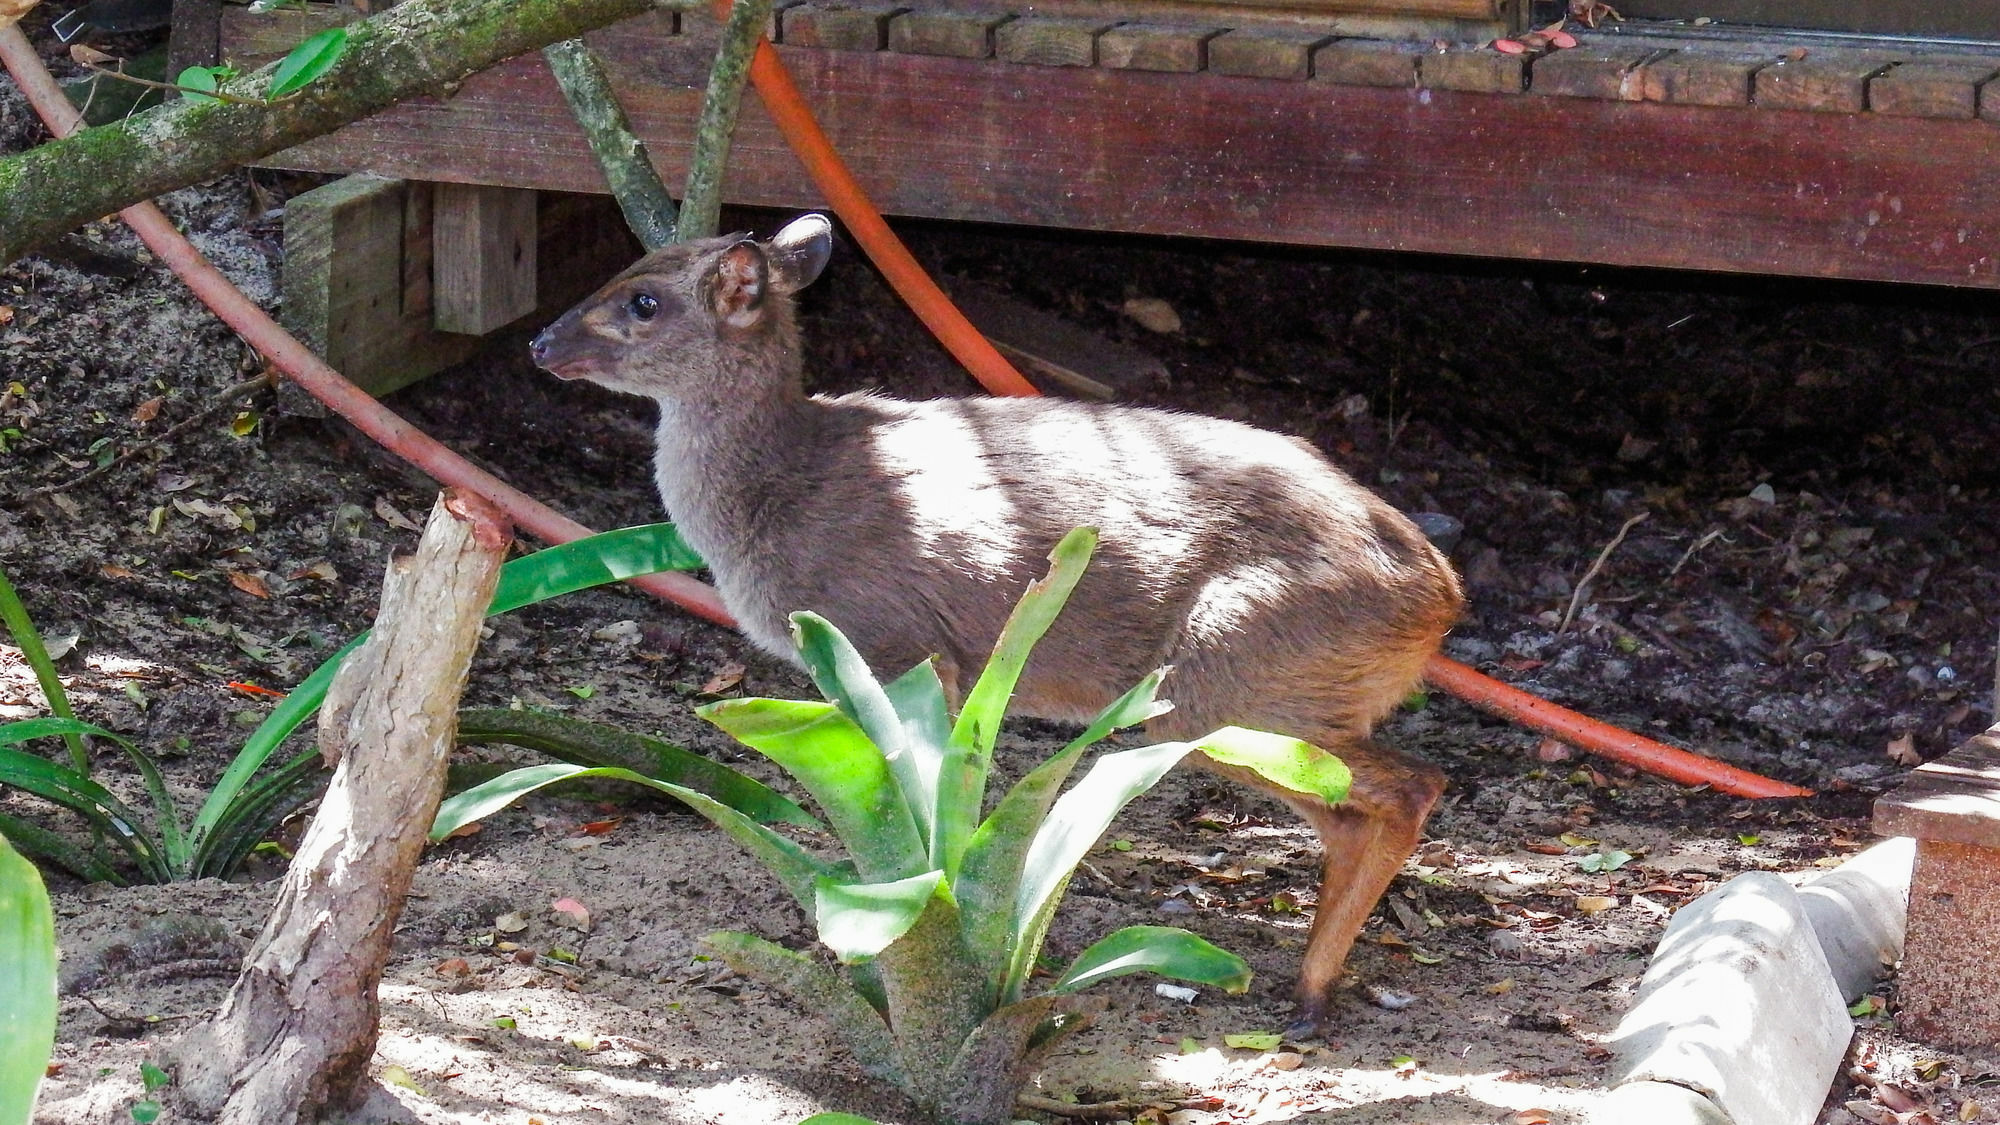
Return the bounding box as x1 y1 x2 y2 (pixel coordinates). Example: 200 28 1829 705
267 27 348 98
1223 1031 1282 1050
798 1116 884 1125
957 669 1170 993
790 615 941 853
1578 849 1633 874
176 64 221 103
432 764 839 914
1051 925 1251 995
190 524 703 869
1004 739 1196 1001
0 564 88 773
814 870 950 964
0 745 168 881
129 1100 161 1124
1193 726 1351 805
936 527 1097 874
698 698 924 881
454 708 813 828
0 837 56 1125
138 1062 168 1093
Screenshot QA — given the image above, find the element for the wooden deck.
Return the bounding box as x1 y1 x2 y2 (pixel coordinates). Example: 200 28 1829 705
225 6 2000 289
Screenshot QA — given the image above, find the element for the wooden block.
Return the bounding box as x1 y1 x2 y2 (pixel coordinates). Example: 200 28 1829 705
1870 58 2000 120
1530 42 1663 101
281 176 481 403
1420 47 1526 95
1207 27 1331 81
1636 48 1777 107
218 4 359 62
887 10 1010 59
947 281 1166 399
995 17 1110 67
1756 51 1899 114
779 2 902 51
1096 22 1214 73
1988 81 2000 123
1313 38 1420 88
433 184 539 337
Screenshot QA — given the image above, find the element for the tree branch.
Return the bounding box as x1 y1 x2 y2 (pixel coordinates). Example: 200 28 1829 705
543 37 678 251
678 0 774 241
0 0 696 265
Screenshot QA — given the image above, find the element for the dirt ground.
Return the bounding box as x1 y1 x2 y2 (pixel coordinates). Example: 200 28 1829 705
7 24 2000 1125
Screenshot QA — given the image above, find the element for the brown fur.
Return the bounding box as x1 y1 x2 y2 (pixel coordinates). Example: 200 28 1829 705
531 216 1465 1024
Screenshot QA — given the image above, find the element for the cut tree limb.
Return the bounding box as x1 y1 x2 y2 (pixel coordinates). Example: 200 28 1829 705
170 489 511 1125
0 0 696 265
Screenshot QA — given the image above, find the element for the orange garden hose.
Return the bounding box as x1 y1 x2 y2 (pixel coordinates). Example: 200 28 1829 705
2 17 1807 799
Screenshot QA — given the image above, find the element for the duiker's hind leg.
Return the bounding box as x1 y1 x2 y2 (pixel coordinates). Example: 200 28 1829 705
1264 737 1444 1030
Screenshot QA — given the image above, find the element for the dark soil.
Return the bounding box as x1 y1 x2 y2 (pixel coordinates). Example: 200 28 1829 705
5 19 2000 1122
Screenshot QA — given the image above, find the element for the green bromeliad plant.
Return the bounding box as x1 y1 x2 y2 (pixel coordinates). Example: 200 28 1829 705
436 527 1352 1125
0 835 56 1125
0 523 806 883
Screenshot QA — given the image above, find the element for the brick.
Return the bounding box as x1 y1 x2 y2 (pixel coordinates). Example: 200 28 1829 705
1637 48 1769 106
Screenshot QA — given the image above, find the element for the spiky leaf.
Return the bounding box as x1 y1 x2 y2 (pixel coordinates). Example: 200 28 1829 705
1050 925 1251 994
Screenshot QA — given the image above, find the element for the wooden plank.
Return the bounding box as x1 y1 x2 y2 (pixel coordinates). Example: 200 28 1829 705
1420 45 1525 95
779 1 903 50
1313 37 1419 88
1635 47 1772 107
218 4 359 60
1754 50 1899 114
1529 42 1663 101
251 31 2000 291
887 9 1011 58
1097 23 1215 73
995 17 1111 67
432 184 539 336
1869 58 2000 121
1207 27 1329 80
948 281 1167 399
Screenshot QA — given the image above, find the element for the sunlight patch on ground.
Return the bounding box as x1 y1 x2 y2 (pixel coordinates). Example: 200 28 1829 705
1143 1045 1600 1122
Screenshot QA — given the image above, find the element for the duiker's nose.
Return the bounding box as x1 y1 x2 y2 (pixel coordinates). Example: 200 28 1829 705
529 329 553 366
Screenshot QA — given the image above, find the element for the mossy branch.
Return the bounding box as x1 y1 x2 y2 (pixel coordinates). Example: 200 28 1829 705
543 37 679 251
677 0 776 241
0 0 697 265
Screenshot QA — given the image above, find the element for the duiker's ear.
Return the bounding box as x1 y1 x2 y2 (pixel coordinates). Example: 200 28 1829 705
766 214 832 294
709 239 768 329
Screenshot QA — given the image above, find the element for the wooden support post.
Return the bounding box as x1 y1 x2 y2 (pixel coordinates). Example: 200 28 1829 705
281 176 638 399
1874 725 2000 1049
171 490 512 1125
433 184 540 336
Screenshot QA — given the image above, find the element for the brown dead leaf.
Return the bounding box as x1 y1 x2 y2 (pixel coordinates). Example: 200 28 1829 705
1574 895 1618 915
287 559 339 583
373 496 422 532
131 396 164 425
579 818 624 836
1523 841 1569 855
226 570 271 599
0 305 14 326
68 43 116 67
98 563 138 580
700 661 747 695
434 957 472 978
1122 297 1182 334
1535 738 1576 763
1886 733 1921 767
441 821 482 841
1511 1111 1554 1125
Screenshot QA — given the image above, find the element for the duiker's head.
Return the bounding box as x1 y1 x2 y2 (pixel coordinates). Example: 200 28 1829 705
530 214 833 398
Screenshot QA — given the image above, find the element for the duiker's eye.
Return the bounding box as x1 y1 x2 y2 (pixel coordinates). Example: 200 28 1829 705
628 293 660 320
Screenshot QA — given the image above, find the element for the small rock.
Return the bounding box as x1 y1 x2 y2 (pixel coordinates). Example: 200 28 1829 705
1123 297 1182 334
1409 512 1463 553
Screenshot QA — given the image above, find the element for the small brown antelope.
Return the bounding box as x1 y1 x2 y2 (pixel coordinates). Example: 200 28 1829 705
531 215 1464 1027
